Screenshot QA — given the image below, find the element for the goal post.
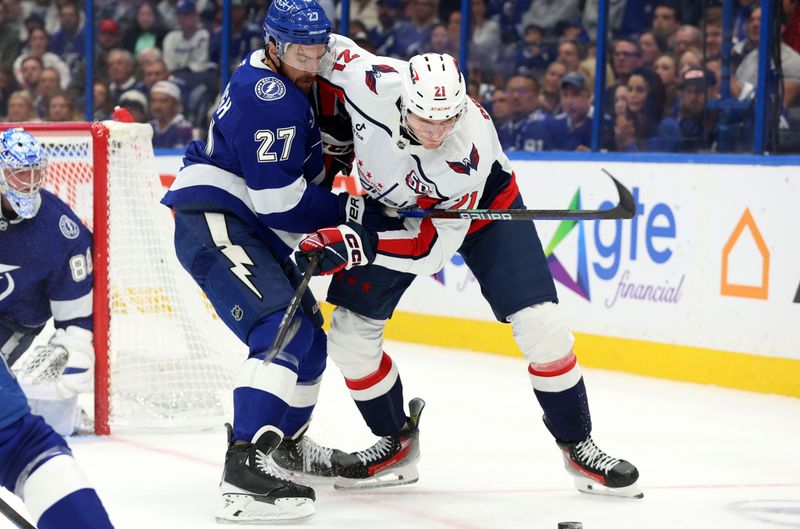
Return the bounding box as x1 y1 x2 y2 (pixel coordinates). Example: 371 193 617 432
2 121 244 435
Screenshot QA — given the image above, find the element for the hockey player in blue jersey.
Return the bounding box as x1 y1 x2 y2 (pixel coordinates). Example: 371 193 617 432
0 128 114 529
161 0 399 523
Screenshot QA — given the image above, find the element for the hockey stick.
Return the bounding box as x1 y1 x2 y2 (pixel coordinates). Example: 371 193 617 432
398 169 635 221
262 252 321 366
0 497 36 529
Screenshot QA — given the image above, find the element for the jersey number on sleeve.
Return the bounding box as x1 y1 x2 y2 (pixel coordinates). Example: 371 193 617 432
255 127 296 163
69 248 93 282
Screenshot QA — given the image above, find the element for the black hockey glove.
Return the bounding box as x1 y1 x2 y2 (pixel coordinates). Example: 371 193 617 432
296 221 377 276
338 193 405 232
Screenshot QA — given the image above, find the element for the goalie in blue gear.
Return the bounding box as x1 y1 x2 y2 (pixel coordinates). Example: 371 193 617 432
0 128 114 529
161 0 400 523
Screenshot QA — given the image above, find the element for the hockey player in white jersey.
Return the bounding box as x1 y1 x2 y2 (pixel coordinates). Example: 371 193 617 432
288 37 642 499
0 128 115 529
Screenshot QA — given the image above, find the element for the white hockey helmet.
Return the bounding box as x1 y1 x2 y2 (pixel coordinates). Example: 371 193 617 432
401 54 467 146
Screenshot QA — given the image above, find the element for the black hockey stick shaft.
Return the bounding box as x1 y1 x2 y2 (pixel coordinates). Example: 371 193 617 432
398 170 635 221
263 252 320 366
0 497 36 529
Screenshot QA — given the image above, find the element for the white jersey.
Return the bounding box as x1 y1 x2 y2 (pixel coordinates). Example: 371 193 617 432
322 36 518 276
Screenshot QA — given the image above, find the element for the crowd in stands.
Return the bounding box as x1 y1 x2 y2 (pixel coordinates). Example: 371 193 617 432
0 0 797 153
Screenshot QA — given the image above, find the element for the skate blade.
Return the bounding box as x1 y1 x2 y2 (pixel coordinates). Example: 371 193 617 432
574 476 644 499
215 494 315 524
334 463 419 490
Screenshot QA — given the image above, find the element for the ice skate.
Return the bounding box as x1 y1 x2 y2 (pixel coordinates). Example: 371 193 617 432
545 416 643 499
334 398 425 490
215 424 316 523
272 424 348 482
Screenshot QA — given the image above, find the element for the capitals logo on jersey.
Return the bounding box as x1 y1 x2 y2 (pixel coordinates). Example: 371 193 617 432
447 144 480 175
405 170 431 195
365 65 398 94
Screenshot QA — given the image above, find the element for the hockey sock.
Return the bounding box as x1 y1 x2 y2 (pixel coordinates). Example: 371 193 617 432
233 312 314 442
25 456 114 529
528 353 592 442
345 352 407 436
281 327 327 437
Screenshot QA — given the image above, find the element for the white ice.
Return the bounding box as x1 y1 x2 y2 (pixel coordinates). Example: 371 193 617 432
2 340 799 529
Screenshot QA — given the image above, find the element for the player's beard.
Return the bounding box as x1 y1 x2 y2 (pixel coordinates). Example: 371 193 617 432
295 74 315 93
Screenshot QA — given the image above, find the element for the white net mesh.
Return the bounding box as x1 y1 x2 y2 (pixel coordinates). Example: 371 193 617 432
31 122 245 431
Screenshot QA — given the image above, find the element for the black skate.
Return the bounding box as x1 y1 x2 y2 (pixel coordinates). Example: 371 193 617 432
334 398 425 490
216 423 316 523
272 424 348 481
545 416 643 499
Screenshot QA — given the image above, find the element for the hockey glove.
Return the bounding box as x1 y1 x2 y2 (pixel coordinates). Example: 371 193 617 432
296 221 376 276
339 193 405 232
17 327 94 399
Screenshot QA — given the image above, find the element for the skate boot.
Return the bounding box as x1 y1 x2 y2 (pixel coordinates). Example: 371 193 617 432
545 416 643 499
334 398 425 490
215 423 316 523
272 423 348 481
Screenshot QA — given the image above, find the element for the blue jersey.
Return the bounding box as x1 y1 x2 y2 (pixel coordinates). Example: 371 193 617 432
0 191 93 364
161 50 340 260
514 109 554 152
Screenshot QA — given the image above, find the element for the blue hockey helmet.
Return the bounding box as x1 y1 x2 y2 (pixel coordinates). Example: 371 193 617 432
263 0 334 73
0 128 47 219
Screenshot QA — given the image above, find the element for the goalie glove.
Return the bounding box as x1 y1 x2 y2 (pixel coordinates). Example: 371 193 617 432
338 193 405 232
17 326 94 399
295 221 376 276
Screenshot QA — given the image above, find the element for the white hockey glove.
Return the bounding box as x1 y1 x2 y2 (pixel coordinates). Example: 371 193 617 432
17 326 94 399
338 193 405 232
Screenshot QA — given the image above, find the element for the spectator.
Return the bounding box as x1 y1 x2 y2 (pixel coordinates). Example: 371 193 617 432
107 48 146 106
352 30 378 53
581 0 629 41
638 31 663 69
505 74 553 152
149 80 194 148
0 66 18 117
613 83 629 117
33 66 60 117
673 24 702 57
513 24 553 77
415 22 455 55
654 53 678 114
703 6 723 60
96 19 123 79
0 2 22 71
676 66 716 151
122 1 169 58
369 0 401 54
447 11 462 55
336 0 379 31
46 90 76 121
737 5 800 108
386 0 438 58
557 18 588 42
6 89 37 121
93 81 114 120
162 0 213 73
678 47 702 77
21 12 45 42
550 71 605 151
210 0 261 67
732 4 760 70
158 0 180 32
117 89 149 123
652 1 681 48
540 60 567 114
610 37 640 87
13 27 71 89
48 2 85 77
518 0 580 37
142 58 172 92
18 55 42 93
616 67 679 151
490 88 511 130
557 38 582 73
469 0 502 65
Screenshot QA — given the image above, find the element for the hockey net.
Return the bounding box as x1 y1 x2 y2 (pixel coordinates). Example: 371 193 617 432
3 122 244 434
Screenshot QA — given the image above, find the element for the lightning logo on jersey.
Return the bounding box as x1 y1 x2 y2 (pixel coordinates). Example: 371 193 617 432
447 144 480 175
365 65 398 94
0 264 19 302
